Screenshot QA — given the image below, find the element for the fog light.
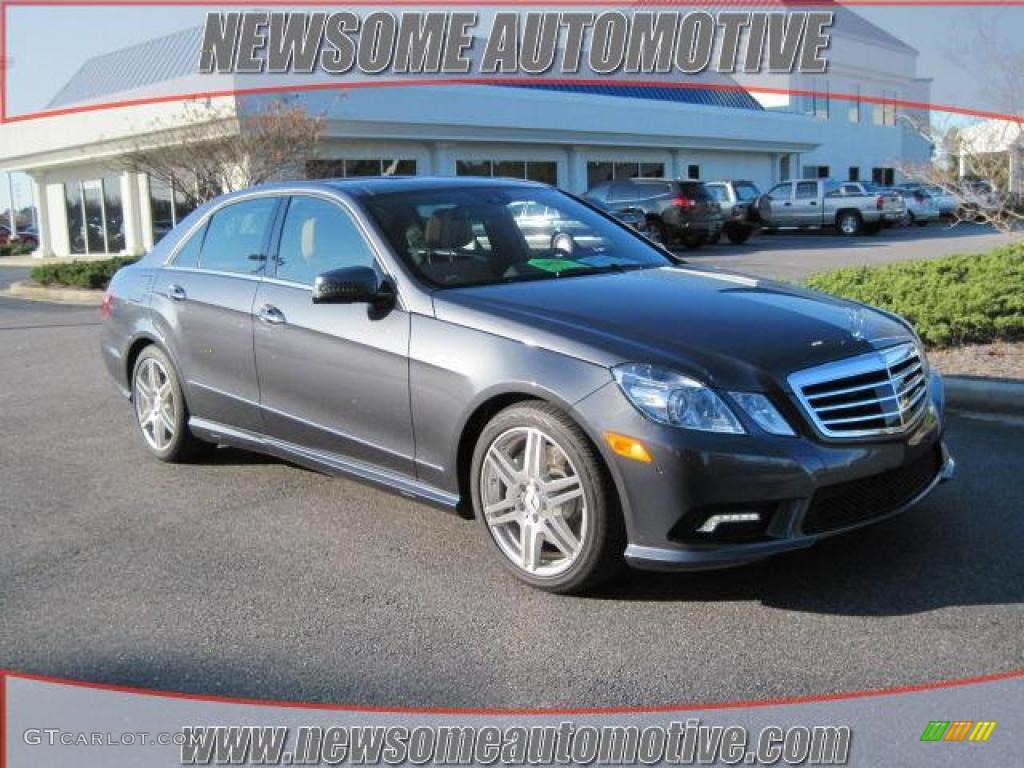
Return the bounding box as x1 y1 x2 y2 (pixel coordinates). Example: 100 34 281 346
604 432 652 463
697 512 762 533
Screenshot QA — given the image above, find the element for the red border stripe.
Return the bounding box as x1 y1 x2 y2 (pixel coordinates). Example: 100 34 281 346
2 77 1024 126
4 2 1024 124
2 667 1023 716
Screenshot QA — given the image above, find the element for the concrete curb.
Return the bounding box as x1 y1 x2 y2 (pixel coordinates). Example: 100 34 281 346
945 375 1024 416
6 280 103 306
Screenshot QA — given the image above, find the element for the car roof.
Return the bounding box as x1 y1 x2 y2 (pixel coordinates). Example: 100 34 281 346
217 176 552 205
319 176 547 196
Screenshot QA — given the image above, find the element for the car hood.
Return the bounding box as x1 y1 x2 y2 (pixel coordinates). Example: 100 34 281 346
432 266 914 391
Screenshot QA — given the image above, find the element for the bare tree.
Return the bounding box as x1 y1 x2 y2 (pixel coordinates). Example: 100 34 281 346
119 98 325 209
895 15 1023 234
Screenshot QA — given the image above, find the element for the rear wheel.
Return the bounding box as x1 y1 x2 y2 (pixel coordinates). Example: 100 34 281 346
647 220 668 246
470 403 623 594
837 211 863 236
682 233 705 250
726 225 752 245
131 346 213 463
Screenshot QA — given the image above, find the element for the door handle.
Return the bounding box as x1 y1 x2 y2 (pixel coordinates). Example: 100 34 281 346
167 284 186 301
258 304 286 325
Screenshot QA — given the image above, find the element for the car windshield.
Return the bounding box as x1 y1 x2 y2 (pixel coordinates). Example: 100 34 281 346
364 186 672 289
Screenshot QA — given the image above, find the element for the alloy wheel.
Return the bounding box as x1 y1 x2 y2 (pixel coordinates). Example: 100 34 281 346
479 427 588 577
133 357 176 451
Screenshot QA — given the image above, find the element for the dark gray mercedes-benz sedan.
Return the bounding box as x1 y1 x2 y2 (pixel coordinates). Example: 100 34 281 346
101 177 954 593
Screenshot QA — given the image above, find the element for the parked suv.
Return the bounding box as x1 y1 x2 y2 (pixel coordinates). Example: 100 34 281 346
585 178 723 249
704 180 761 244
757 179 904 236
101 178 953 594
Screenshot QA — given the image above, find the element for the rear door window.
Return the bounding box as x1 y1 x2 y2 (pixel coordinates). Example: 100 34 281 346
171 221 208 268
679 182 712 201
198 197 278 275
795 182 819 200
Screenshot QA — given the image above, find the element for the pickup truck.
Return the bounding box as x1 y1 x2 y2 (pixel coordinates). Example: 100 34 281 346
756 179 905 236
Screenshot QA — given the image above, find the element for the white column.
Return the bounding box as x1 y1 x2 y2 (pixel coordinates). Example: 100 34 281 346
120 172 142 255
670 150 687 180
1009 145 1022 200
6 173 16 237
137 174 154 252
29 175 53 258
429 143 454 177
566 146 588 194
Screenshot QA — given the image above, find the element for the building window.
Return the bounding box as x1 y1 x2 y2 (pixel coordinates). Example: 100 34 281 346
457 159 558 185
586 161 663 189
687 164 701 180
306 159 417 179
807 79 829 120
872 167 895 186
803 165 830 179
63 178 125 255
873 91 897 126
848 86 860 123
848 167 860 182
149 176 203 244
780 155 791 181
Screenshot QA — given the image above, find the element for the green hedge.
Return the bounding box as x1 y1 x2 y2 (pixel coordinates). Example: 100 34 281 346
30 256 139 291
0 241 36 257
806 244 1024 348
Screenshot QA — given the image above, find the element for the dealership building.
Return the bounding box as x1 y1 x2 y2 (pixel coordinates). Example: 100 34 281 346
0 6 932 258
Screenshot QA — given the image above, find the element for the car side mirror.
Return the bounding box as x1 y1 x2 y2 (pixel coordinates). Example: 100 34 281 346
312 266 393 306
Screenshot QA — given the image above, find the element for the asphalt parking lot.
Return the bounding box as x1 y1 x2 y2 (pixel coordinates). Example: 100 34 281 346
1 225 1022 708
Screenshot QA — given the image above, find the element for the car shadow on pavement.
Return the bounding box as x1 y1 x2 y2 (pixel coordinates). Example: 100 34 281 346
590 488 1024 617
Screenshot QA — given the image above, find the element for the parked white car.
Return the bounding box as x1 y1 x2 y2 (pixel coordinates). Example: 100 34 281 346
888 188 940 227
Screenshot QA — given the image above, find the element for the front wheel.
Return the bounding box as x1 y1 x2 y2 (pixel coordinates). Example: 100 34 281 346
131 346 213 462
470 403 623 594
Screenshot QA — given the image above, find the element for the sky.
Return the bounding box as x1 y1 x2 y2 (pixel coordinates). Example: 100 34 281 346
5 3 1024 121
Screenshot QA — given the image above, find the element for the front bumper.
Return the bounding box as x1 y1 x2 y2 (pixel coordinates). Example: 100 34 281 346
572 373 952 572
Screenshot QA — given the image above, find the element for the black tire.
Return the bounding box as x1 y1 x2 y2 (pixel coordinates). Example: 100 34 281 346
837 211 863 236
130 345 214 463
649 220 669 246
726 225 752 245
470 402 624 594
682 233 705 250
916 220 929 227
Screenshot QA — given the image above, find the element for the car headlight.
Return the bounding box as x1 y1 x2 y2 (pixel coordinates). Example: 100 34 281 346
729 392 796 437
612 364 744 434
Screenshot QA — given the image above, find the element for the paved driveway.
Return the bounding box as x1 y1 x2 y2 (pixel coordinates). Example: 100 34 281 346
686 223 1013 282
0 267 1021 708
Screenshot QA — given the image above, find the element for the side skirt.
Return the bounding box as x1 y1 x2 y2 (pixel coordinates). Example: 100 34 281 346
189 417 461 513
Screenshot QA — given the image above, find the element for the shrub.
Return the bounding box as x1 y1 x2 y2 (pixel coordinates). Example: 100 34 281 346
30 256 140 291
0 241 36 257
806 244 1024 348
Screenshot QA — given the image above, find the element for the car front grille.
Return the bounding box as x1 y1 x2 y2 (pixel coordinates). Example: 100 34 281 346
802 445 943 534
789 343 929 438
